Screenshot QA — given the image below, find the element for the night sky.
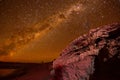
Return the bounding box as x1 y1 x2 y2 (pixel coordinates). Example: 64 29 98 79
0 0 120 63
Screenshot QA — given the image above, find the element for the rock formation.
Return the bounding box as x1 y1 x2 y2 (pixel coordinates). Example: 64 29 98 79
51 23 120 80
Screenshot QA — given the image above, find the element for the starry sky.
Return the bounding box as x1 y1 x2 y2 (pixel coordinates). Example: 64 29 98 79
0 0 120 63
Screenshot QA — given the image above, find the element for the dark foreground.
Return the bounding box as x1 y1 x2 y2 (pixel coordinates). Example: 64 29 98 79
0 62 52 80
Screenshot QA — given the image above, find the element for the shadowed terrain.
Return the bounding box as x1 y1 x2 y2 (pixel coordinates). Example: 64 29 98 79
0 62 52 80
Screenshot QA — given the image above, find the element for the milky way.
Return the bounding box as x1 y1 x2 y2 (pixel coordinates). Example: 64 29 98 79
0 0 85 56
0 0 120 63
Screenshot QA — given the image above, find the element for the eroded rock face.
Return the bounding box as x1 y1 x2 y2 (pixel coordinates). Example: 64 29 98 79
51 23 120 80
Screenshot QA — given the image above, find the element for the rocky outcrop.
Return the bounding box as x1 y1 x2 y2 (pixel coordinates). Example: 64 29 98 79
51 23 120 80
